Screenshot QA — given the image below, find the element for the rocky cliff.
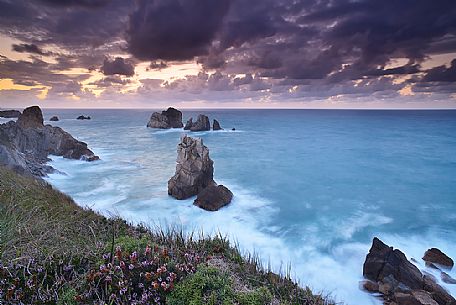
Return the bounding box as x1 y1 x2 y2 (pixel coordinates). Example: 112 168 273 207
0 106 99 176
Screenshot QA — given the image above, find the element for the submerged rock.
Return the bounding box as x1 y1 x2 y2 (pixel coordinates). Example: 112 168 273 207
168 135 215 199
183 114 210 131
423 248 454 270
194 185 233 211
362 238 456 305
49 116 59 122
441 272 456 284
0 110 21 118
147 107 183 129
77 115 91 120
0 106 99 176
213 119 222 131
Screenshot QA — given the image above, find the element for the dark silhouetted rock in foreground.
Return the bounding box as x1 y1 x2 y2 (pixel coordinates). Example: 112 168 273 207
49 116 59 121
0 110 21 118
362 237 456 305
423 248 454 270
213 119 222 130
184 114 210 131
77 115 91 120
0 106 99 176
194 185 233 211
168 135 215 199
147 107 183 129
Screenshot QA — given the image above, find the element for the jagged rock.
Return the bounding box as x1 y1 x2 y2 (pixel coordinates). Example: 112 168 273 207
183 114 210 131
49 116 59 121
441 272 456 284
184 118 193 130
213 119 222 130
147 107 183 129
77 115 91 120
168 135 215 199
423 248 454 269
0 106 99 177
194 185 233 211
363 237 423 290
362 238 456 305
0 110 21 118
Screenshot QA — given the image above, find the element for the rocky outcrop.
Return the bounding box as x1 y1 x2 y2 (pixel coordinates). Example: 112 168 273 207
213 119 222 131
362 238 456 305
168 135 233 210
168 135 214 199
77 115 91 120
423 248 454 270
0 110 21 118
183 115 210 131
194 185 233 211
0 106 99 176
50 116 59 121
147 107 183 129
184 118 193 130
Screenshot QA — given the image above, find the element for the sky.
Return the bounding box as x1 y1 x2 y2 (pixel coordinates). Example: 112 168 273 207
0 0 456 109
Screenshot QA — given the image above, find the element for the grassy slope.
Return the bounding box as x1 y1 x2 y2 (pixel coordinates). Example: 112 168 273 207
0 165 334 305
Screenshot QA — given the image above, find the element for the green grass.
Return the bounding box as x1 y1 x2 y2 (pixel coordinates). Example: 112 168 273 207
0 165 335 305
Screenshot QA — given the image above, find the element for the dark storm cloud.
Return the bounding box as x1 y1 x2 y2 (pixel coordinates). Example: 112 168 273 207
38 0 111 8
100 57 135 76
422 59 456 82
127 0 231 61
12 43 48 55
1 0 456 102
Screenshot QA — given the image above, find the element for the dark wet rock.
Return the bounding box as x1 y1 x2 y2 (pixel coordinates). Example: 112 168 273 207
361 279 379 292
17 106 43 129
168 135 215 199
363 237 423 290
441 272 456 284
213 119 222 130
423 248 454 270
183 114 210 131
0 110 21 118
194 185 233 211
232 127 236 131
147 107 183 129
184 118 193 130
0 106 99 177
362 238 456 305
77 115 91 120
49 116 59 121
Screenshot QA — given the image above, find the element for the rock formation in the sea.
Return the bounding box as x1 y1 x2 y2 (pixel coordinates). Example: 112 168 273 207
213 119 222 131
362 237 456 305
194 185 233 211
183 114 210 131
423 248 454 269
77 115 91 120
147 107 183 129
0 110 21 118
0 106 99 176
49 116 59 122
168 135 233 210
168 135 214 199
232 128 236 131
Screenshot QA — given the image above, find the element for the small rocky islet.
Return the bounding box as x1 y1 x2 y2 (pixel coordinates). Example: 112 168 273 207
147 107 226 131
167 135 233 211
